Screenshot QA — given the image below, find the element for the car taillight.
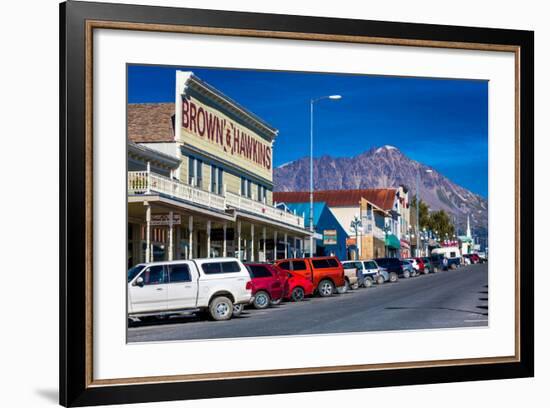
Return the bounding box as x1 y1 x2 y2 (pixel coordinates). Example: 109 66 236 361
246 281 252 290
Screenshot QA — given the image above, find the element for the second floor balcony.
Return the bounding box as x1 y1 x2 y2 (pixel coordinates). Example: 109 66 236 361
128 170 304 228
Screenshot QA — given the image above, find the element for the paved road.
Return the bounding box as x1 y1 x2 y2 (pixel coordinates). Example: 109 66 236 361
127 263 488 343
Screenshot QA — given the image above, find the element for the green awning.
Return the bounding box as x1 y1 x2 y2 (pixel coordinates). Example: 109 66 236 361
385 234 401 249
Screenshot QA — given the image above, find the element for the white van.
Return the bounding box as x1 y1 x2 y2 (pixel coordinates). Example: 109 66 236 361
127 258 253 321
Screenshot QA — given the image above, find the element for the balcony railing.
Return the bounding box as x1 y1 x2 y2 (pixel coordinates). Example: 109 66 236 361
128 171 226 211
225 191 304 228
128 171 304 228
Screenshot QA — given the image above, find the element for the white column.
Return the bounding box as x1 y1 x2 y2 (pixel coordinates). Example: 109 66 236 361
237 221 242 260
145 202 151 263
223 222 227 257
293 237 297 257
284 233 288 258
250 224 255 262
168 211 174 261
206 220 211 258
188 215 193 260
262 227 267 261
273 231 278 260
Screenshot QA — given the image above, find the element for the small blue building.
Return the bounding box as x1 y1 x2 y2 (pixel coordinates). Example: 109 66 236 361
284 202 349 261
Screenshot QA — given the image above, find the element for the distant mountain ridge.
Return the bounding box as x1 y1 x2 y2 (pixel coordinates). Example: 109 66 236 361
273 145 487 235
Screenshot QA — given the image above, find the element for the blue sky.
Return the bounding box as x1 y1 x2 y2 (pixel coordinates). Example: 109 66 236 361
128 65 488 197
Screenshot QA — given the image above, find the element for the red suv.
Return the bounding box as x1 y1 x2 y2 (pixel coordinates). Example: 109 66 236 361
282 270 314 301
244 263 284 309
274 256 346 297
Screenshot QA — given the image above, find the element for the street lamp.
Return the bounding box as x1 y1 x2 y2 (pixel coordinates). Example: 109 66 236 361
350 214 362 260
415 168 433 256
309 94 342 257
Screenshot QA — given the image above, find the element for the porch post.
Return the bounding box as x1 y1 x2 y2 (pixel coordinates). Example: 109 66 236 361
250 224 255 262
284 233 288 258
188 215 193 260
262 227 267 262
206 220 211 258
223 222 227 257
237 220 242 260
273 231 278 260
168 211 174 261
146 161 151 194
293 236 297 257
145 202 151 263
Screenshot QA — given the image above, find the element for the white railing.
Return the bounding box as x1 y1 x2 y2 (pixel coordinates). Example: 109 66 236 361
128 171 226 211
128 171 305 228
225 191 304 228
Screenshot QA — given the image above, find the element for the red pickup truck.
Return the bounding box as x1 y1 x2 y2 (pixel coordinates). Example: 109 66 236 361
274 256 346 297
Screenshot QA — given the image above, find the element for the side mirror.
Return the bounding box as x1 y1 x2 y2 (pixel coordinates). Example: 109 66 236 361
135 276 144 287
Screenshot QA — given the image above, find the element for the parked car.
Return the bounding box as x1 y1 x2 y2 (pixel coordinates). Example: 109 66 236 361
372 258 401 282
469 253 481 264
282 270 315 301
342 260 388 286
127 258 253 322
400 260 415 278
411 257 426 274
274 256 346 297
342 264 361 291
421 257 435 273
244 263 285 309
405 258 420 273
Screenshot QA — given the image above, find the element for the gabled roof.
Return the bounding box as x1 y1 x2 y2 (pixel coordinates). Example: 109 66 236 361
273 189 397 211
128 103 175 142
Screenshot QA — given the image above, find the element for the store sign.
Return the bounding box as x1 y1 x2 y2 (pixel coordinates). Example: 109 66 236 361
181 97 272 173
150 214 181 226
323 229 337 245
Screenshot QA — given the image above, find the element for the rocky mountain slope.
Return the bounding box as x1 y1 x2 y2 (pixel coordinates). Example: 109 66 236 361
273 145 487 235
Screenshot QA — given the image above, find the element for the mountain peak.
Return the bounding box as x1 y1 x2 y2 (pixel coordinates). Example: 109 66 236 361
375 145 398 153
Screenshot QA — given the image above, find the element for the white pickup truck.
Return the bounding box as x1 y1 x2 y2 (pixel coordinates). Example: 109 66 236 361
127 258 253 321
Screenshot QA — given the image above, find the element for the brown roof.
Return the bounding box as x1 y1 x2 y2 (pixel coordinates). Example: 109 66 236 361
128 103 175 142
273 189 397 210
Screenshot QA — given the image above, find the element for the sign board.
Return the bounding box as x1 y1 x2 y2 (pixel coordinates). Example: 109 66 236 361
151 213 181 226
323 229 337 245
179 96 273 181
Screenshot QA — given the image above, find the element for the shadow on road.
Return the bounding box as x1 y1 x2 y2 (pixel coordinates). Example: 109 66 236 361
385 306 488 316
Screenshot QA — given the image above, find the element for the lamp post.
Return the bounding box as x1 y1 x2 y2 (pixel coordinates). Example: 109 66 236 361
350 214 362 260
415 168 433 256
309 94 342 257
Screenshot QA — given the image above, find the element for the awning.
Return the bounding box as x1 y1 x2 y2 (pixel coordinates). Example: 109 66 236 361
385 234 401 249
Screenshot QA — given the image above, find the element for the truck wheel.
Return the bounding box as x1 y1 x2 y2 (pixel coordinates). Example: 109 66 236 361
344 279 350 292
376 275 385 285
232 304 243 317
351 282 360 290
253 291 271 309
364 277 373 288
291 287 305 302
450 263 457 270
403 270 411 279
209 296 233 321
318 279 335 297
389 272 399 283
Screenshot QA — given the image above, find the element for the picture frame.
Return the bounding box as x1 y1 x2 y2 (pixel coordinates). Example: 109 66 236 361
60 1 534 406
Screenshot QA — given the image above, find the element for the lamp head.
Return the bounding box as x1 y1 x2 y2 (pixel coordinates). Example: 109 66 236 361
329 95 342 100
